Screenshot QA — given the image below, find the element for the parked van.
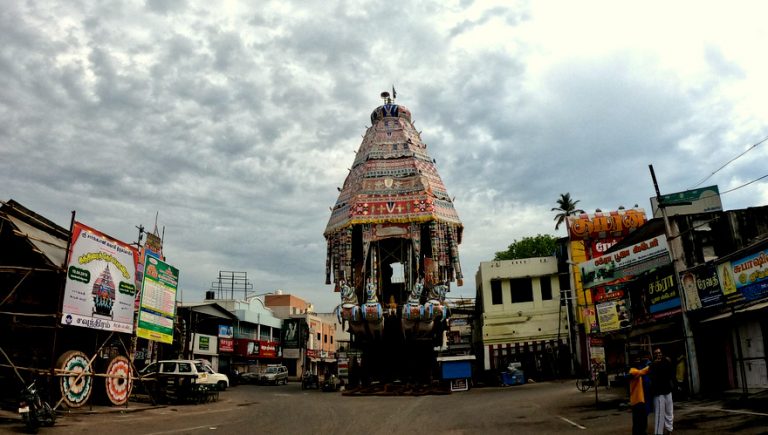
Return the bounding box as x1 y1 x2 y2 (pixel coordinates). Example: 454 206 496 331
140 359 230 390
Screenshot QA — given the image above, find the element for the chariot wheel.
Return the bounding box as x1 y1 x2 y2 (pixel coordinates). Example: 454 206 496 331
105 356 132 406
57 350 93 408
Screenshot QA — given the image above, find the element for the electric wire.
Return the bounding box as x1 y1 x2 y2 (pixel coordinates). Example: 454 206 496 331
691 135 768 188
720 174 768 194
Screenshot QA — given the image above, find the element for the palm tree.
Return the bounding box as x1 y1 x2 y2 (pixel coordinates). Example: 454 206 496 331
552 193 585 231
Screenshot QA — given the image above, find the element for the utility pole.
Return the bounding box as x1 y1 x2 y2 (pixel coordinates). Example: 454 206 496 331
648 164 700 394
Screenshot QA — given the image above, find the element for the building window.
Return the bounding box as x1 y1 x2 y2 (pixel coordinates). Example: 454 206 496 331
491 280 502 305
510 278 533 303
324 334 328 343
317 332 321 341
330 336 334 344
541 276 553 300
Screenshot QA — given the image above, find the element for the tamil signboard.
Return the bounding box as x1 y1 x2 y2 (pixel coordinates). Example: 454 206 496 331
680 265 723 311
717 246 768 305
61 221 138 333
581 236 671 289
645 267 681 317
567 209 647 242
136 256 179 344
650 185 722 218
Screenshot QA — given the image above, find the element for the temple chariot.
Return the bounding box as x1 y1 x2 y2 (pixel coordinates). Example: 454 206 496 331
325 91 464 386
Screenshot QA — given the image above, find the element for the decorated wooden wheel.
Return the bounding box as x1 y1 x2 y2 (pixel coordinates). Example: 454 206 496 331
105 355 132 406
57 350 93 408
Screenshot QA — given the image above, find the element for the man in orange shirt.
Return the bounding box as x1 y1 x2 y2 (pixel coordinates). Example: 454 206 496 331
629 352 652 435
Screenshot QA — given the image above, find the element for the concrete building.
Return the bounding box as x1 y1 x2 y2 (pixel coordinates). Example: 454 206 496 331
263 292 340 378
475 257 569 381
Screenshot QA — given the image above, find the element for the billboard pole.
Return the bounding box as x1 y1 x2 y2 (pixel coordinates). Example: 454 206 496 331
50 210 76 380
648 164 700 395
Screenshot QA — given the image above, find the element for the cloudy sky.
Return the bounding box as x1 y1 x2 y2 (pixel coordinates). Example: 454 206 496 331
3 1 767 312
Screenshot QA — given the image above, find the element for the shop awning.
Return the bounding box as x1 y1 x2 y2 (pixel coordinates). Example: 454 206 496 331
741 301 768 312
700 311 732 323
699 301 768 324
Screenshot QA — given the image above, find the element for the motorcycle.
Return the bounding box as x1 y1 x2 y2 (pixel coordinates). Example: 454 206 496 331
301 372 319 390
18 379 56 433
321 374 339 392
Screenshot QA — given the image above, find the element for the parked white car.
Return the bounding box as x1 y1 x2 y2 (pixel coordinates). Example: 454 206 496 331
140 359 230 390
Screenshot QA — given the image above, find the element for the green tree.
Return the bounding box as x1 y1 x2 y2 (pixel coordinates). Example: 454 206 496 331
494 234 559 260
551 192 585 231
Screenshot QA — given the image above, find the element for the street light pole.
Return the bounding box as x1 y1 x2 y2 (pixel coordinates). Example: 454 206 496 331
648 164 700 395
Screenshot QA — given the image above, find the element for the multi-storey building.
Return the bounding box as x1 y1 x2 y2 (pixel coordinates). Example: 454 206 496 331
264 292 339 379
475 257 569 382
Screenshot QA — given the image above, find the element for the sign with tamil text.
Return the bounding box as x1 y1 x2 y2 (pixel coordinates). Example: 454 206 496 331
61 221 138 333
136 257 179 344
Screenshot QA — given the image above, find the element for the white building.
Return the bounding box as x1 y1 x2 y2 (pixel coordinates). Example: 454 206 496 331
475 257 569 379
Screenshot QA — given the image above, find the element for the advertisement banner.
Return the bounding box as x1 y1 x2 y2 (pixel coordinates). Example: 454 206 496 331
680 265 723 311
589 344 606 373
717 248 768 305
582 306 598 334
136 257 179 344
588 237 622 259
282 318 301 349
234 339 259 357
646 266 681 317
595 298 630 332
234 339 279 358
259 341 278 358
192 333 218 355
219 338 234 353
581 236 671 289
61 221 138 333
218 325 234 338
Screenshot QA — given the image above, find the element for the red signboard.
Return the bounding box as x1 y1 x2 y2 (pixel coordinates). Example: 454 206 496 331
234 339 279 359
219 338 234 353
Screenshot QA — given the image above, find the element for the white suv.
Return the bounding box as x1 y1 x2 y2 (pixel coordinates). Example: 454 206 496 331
140 359 230 390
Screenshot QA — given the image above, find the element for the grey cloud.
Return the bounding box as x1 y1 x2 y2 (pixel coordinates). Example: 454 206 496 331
2 1 766 310
145 0 188 15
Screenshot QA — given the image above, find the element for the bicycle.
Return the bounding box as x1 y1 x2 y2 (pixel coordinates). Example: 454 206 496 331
576 374 611 392
575 377 594 392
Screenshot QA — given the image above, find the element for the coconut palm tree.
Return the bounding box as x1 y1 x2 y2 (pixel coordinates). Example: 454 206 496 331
552 193 585 231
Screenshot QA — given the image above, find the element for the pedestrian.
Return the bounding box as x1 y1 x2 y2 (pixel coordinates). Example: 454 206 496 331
629 352 652 435
651 348 675 435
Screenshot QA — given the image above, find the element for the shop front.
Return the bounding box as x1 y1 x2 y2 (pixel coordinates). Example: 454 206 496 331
191 333 220 371
582 235 685 380
233 338 280 373
218 325 235 376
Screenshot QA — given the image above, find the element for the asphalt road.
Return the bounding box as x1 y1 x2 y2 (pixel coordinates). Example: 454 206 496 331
2 380 767 434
